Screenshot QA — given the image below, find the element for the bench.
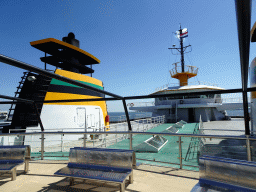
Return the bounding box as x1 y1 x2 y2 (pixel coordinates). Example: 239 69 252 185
191 155 256 191
54 147 135 192
0 145 31 180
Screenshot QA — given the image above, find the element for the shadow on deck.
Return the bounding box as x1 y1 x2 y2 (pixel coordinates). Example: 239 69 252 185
0 160 199 192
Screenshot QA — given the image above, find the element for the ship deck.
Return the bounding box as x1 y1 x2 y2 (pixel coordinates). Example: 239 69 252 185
0 119 250 191
107 123 199 171
0 160 199 192
29 123 200 171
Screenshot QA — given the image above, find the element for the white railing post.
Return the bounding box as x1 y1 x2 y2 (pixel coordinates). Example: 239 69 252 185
61 130 64 152
40 133 44 160
83 133 86 148
246 135 252 161
178 136 183 169
115 125 117 143
129 131 133 150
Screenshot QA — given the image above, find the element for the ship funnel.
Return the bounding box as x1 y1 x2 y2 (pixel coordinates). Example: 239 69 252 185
62 32 80 48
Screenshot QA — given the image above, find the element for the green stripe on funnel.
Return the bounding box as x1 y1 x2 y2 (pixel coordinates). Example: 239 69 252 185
50 79 103 90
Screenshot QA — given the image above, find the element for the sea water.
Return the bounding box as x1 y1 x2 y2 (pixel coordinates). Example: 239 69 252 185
0 110 246 123
226 109 250 116
109 110 247 122
108 112 152 122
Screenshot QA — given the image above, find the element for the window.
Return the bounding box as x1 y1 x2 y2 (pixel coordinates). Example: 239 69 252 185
167 96 183 100
184 95 200 99
216 94 221 99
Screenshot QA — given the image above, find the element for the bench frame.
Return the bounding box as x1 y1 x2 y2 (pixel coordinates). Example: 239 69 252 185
198 155 256 191
68 170 133 191
55 147 135 192
0 145 31 180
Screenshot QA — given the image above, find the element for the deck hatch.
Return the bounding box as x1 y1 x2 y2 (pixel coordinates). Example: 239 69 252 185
133 135 168 153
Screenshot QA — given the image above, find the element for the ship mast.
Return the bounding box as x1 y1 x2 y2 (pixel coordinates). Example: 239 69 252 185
168 25 198 86
179 25 185 72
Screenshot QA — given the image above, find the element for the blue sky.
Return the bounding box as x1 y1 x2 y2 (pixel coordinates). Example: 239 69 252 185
0 0 256 112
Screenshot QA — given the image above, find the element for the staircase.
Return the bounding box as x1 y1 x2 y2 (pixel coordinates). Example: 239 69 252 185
184 137 200 161
7 72 29 121
3 72 52 133
184 124 201 161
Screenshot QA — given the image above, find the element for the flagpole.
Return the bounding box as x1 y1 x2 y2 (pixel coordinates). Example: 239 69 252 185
179 25 185 72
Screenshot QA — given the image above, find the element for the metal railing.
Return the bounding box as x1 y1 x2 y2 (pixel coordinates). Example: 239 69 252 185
0 127 255 169
6 115 165 152
109 113 154 122
155 81 218 92
128 97 250 108
219 97 251 103
128 102 155 107
169 65 198 77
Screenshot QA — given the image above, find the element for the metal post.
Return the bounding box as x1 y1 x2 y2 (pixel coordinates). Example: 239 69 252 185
116 125 117 143
243 91 250 135
61 130 64 152
246 135 252 161
177 136 183 169
33 103 44 131
122 99 132 150
45 52 47 70
83 133 86 148
129 131 132 149
41 133 44 160
176 101 178 122
234 0 251 135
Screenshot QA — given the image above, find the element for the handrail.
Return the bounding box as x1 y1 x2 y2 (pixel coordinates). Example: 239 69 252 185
169 65 198 77
7 115 164 133
220 97 251 103
1 131 256 140
0 54 122 99
155 81 219 92
127 97 251 107
1 129 255 165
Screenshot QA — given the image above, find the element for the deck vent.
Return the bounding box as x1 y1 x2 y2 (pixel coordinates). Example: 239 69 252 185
133 135 168 153
161 120 187 134
162 126 179 133
172 123 183 128
179 120 187 125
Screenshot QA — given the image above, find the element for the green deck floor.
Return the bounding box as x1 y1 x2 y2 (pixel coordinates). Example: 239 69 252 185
31 123 199 171
107 123 199 171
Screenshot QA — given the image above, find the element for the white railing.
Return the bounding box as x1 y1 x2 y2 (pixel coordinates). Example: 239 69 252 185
109 116 123 123
217 97 251 103
169 65 198 77
155 81 218 92
6 115 165 152
109 113 154 122
127 102 155 107
129 97 251 107
97 115 165 148
0 118 255 169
